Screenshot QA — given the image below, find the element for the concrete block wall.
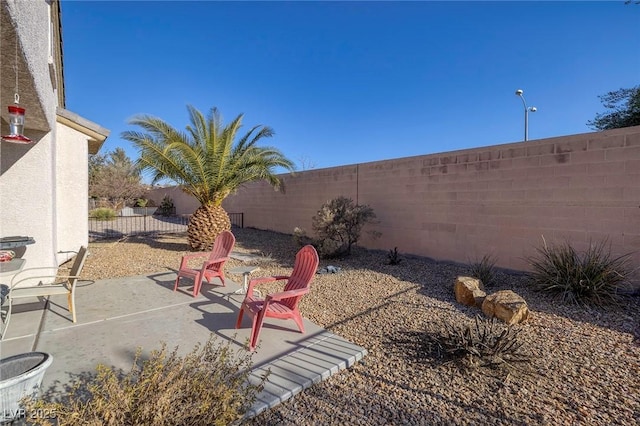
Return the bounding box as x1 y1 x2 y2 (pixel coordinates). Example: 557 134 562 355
225 165 359 233
222 126 640 275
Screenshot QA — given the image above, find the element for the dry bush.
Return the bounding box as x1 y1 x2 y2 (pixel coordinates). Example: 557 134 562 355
24 336 267 426
297 197 378 258
88 208 116 221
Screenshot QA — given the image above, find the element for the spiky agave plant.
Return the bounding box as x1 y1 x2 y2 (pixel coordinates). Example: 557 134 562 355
424 316 529 369
122 105 295 250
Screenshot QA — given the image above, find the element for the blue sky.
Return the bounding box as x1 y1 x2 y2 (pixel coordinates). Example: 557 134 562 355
61 1 639 173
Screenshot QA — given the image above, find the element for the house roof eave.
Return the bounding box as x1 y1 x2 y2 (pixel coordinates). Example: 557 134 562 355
51 0 65 108
56 107 110 155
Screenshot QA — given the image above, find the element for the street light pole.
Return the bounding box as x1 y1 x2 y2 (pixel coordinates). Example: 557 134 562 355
515 89 536 141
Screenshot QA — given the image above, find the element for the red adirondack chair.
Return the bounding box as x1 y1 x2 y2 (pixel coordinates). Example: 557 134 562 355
174 230 236 297
235 245 319 351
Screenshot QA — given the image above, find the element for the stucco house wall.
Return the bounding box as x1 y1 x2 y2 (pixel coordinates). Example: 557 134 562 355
0 133 56 267
1 0 55 133
0 1 108 271
54 120 87 261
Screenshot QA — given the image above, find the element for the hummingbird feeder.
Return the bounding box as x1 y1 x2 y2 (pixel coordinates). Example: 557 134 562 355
2 101 32 144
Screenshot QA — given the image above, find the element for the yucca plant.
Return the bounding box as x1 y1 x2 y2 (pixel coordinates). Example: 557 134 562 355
527 237 633 306
122 105 295 250
467 254 497 288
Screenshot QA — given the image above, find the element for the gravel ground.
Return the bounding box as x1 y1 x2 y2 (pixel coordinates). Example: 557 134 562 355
83 228 640 425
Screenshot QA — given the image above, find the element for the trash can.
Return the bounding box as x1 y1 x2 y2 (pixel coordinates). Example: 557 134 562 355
0 352 52 423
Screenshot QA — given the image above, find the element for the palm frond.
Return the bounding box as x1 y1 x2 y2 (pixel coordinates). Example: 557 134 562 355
121 105 295 206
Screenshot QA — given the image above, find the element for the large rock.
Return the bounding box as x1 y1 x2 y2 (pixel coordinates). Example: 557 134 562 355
482 290 530 325
454 276 486 307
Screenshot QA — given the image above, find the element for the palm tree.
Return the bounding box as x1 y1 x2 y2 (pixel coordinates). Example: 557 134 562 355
122 105 295 250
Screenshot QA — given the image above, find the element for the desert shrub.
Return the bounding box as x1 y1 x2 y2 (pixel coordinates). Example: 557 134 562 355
467 254 497 288
310 197 378 258
387 247 403 265
134 198 149 207
527 237 633 306
421 316 529 370
292 227 314 247
23 336 267 426
89 207 116 220
156 195 175 216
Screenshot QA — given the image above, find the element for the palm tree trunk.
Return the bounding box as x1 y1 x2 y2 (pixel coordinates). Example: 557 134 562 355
187 204 231 251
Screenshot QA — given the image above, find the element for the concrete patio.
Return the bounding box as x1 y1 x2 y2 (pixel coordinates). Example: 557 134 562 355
0 269 367 420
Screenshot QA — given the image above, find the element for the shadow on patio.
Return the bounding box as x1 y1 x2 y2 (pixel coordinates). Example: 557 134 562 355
0 270 366 420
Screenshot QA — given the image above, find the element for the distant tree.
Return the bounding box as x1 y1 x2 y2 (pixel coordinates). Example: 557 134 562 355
89 147 147 210
297 155 317 171
587 85 640 130
89 153 107 185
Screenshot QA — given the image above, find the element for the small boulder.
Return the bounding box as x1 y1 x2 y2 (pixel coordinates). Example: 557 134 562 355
482 290 530 325
454 276 486 308
317 265 341 274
